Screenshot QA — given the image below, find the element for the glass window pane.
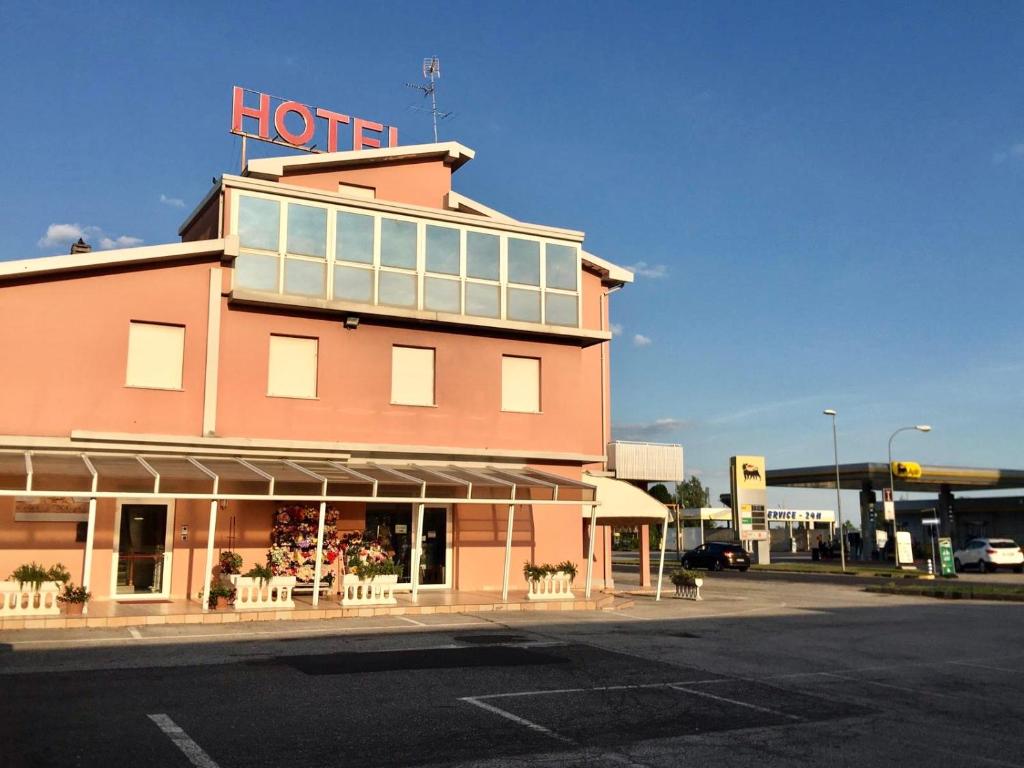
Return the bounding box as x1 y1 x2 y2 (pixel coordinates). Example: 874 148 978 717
507 287 541 323
545 243 577 290
381 218 417 269
238 196 280 251
379 271 417 308
545 292 578 326
508 238 540 286
333 265 373 303
284 259 325 297
424 277 460 312
336 211 373 264
465 282 500 318
467 232 499 280
287 204 327 257
235 253 279 291
426 225 460 275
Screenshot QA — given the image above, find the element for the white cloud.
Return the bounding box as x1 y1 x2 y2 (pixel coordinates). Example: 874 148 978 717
627 261 668 279
613 417 688 440
98 235 144 249
993 143 1024 164
632 333 652 347
160 194 185 208
37 223 143 252
610 323 623 337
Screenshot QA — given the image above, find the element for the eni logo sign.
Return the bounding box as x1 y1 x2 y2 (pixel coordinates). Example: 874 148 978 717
230 86 399 154
891 461 923 479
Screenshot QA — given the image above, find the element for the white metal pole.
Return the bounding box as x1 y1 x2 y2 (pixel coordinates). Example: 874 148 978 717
412 503 425 601
829 414 847 571
501 504 515 602
312 501 327 607
201 500 218 612
656 514 668 601
81 497 97 616
585 504 598 598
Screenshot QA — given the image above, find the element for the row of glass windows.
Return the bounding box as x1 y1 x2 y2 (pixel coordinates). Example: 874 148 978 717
233 193 581 327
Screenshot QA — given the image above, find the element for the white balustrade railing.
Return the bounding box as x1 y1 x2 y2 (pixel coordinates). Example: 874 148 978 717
526 572 575 600
340 574 398 607
0 580 62 617
674 580 703 601
229 575 296 610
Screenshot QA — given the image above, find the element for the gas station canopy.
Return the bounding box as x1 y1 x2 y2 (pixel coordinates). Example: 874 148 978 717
767 463 1024 494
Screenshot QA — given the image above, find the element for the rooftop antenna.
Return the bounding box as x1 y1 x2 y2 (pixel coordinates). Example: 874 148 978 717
406 56 452 142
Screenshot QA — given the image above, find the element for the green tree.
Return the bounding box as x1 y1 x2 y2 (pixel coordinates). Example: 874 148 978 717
674 475 708 508
648 483 673 504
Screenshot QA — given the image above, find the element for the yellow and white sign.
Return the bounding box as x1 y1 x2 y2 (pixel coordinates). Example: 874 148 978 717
730 455 767 543
891 461 922 479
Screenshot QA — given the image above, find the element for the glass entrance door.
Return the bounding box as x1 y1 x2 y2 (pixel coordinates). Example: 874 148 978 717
116 503 170 596
365 504 450 589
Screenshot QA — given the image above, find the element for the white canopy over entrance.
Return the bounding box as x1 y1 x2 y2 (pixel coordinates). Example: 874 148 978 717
581 473 671 600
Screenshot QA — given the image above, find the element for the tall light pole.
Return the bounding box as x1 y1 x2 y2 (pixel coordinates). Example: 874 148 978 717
887 424 932 567
823 410 846 571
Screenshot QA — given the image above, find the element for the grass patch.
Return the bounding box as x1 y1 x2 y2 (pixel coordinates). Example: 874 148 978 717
866 581 1024 602
750 562 900 577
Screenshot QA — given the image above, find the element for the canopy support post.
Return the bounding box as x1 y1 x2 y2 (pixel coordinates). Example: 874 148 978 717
312 500 327 607
585 504 598 599
656 514 668 601
501 504 515 602
81 497 97 616
201 500 218 612
411 503 425 602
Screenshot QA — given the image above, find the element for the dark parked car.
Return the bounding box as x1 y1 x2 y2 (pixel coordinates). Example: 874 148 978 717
680 542 751 572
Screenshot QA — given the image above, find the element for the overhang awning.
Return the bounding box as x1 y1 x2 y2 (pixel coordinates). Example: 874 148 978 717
0 450 596 505
580 474 670 525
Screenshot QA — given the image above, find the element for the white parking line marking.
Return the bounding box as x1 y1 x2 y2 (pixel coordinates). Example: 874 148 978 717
148 713 220 768
949 660 1024 675
470 679 726 701
128 628 143 639
669 684 805 721
395 615 426 626
460 696 575 744
821 672 961 700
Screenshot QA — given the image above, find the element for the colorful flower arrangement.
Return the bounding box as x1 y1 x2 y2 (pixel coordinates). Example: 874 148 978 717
339 531 402 580
269 505 342 585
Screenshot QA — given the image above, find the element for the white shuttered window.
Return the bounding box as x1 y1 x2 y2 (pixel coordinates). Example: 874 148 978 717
126 322 185 390
267 335 318 399
501 356 540 413
391 346 435 406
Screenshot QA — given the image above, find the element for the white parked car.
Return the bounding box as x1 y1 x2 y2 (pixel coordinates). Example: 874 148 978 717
953 538 1024 573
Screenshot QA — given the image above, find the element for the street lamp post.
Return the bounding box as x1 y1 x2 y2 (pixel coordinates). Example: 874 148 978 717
823 410 846 572
887 424 932 567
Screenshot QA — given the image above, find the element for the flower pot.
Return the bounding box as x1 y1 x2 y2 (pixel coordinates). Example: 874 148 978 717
62 602 85 616
215 596 229 610
0 580 62 617
526 571 575 600
340 574 398 606
229 575 296 610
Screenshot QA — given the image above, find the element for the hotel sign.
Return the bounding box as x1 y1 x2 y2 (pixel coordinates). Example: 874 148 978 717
231 86 399 153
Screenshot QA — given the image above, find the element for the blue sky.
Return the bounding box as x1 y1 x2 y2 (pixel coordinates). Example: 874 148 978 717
1 2 1021 512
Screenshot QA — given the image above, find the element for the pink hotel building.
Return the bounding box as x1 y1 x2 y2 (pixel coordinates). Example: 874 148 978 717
0 141 680 618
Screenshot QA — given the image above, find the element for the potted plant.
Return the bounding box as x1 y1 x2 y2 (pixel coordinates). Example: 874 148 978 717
523 561 576 600
57 583 91 615
218 550 243 576
2 562 70 616
207 582 236 610
339 532 401 606
229 560 295 610
670 567 703 600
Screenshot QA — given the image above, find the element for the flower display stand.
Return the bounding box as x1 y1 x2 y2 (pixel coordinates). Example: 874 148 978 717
674 579 703 601
340 574 398 607
526 572 575 600
0 580 62 617
229 575 296 610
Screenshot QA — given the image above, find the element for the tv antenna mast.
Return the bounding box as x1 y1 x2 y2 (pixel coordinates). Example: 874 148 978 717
406 56 452 142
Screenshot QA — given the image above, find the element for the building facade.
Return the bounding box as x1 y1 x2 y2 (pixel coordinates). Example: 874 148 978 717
0 142 634 608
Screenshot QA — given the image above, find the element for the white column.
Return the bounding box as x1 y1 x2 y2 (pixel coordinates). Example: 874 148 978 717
501 504 515 602
201 500 218 612
585 504 598 598
411 503 425 601
656 514 668 601
312 501 327 607
81 497 97 616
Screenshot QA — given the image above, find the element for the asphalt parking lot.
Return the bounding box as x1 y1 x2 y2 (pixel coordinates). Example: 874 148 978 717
1 575 1023 767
